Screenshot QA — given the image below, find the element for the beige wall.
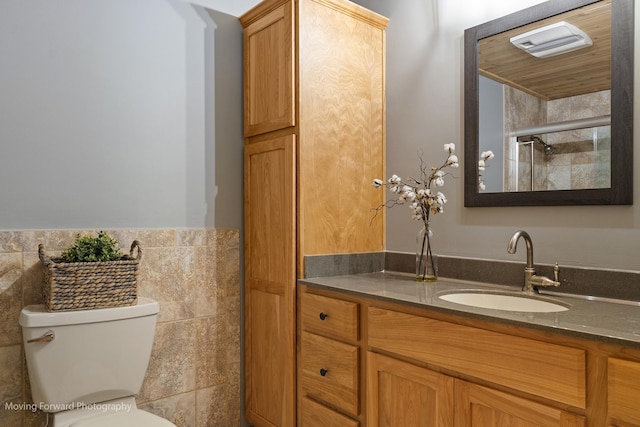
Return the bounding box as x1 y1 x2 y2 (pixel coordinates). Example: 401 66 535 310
356 0 640 271
0 228 240 426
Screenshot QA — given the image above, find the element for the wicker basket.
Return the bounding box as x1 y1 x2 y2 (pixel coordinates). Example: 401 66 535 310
38 241 142 312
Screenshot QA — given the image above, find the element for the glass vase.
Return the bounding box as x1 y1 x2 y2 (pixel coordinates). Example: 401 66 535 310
416 223 437 282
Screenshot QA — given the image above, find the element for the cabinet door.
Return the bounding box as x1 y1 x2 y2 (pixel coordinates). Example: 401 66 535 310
243 1 295 137
608 357 640 426
297 0 386 257
367 352 454 427
455 380 585 427
244 135 297 427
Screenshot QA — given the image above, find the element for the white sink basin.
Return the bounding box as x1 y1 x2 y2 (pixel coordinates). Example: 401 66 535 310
438 291 570 313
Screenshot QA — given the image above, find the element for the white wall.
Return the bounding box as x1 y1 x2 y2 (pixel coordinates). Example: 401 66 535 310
0 0 244 229
3 0 639 271
478 76 504 193
353 0 640 271
187 0 260 17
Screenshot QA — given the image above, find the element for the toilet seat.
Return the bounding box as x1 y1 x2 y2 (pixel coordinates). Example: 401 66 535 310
70 409 176 427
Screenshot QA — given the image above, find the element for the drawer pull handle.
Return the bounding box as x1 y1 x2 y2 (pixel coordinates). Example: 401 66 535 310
27 330 55 344
319 312 328 321
320 368 328 377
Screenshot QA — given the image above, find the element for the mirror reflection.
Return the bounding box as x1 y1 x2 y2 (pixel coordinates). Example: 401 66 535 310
464 0 633 207
478 1 611 193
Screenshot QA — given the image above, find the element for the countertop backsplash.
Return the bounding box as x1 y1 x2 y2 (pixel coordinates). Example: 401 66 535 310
305 251 640 302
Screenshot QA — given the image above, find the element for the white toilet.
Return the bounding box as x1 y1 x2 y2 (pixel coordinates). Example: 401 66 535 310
19 297 176 427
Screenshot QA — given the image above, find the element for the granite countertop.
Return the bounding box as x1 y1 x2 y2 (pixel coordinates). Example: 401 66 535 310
299 272 640 348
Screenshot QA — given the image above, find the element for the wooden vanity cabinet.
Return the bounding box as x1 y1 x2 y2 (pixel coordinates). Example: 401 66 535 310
367 306 587 427
299 285 640 427
241 1 387 426
367 307 587 410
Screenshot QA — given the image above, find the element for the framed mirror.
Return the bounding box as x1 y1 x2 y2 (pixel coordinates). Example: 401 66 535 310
464 0 633 207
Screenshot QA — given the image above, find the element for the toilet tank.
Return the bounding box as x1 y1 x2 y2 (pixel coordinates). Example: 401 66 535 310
19 298 159 409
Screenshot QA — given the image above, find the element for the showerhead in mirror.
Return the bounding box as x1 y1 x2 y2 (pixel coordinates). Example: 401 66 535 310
517 135 554 155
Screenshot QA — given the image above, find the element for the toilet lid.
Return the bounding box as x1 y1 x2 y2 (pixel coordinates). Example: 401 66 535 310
70 409 175 427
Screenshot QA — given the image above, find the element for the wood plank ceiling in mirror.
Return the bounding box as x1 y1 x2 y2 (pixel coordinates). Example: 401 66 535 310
478 0 610 100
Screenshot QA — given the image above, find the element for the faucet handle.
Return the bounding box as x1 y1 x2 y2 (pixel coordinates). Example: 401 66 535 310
553 262 560 282
539 276 561 288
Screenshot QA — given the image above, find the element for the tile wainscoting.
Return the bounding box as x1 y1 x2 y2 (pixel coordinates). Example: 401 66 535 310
0 228 240 426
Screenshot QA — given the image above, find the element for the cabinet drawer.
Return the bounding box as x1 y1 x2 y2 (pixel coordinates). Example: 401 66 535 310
368 307 586 409
301 332 359 416
301 397 359 427
302 292 359 342
608 357 640 425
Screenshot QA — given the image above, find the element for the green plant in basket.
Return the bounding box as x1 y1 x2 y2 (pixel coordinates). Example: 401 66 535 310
61 231 124 262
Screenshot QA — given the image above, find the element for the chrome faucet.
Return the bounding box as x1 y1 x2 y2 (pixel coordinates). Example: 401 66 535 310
507 230 560 293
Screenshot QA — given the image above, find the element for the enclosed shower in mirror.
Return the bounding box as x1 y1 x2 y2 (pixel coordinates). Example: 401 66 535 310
508 123 611 192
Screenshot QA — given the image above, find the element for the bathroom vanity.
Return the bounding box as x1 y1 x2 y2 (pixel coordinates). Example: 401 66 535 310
298 273 640 426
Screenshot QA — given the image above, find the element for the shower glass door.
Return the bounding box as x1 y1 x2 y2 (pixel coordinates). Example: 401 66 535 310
510 125 611 192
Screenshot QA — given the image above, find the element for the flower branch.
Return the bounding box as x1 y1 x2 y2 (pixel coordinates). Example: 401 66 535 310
478 150 495 191
372 143 460 281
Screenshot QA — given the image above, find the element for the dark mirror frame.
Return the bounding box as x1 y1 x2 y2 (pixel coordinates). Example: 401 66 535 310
464 0 633 207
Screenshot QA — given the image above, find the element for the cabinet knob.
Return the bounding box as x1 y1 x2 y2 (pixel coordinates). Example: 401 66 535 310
319 312 328 321
320 368 328 377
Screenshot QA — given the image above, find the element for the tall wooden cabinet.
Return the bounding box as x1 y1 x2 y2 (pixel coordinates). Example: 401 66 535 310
241 1 388 425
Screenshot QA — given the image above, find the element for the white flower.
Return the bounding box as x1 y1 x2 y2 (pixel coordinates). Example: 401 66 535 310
411 204 424 221
399 185 416 201
372 178 383 188
444 143 456 154
478 151 494 190
481 150 495 161
432 170 444 187
389 174 401 184
446 155 459 167
436 191 447 205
